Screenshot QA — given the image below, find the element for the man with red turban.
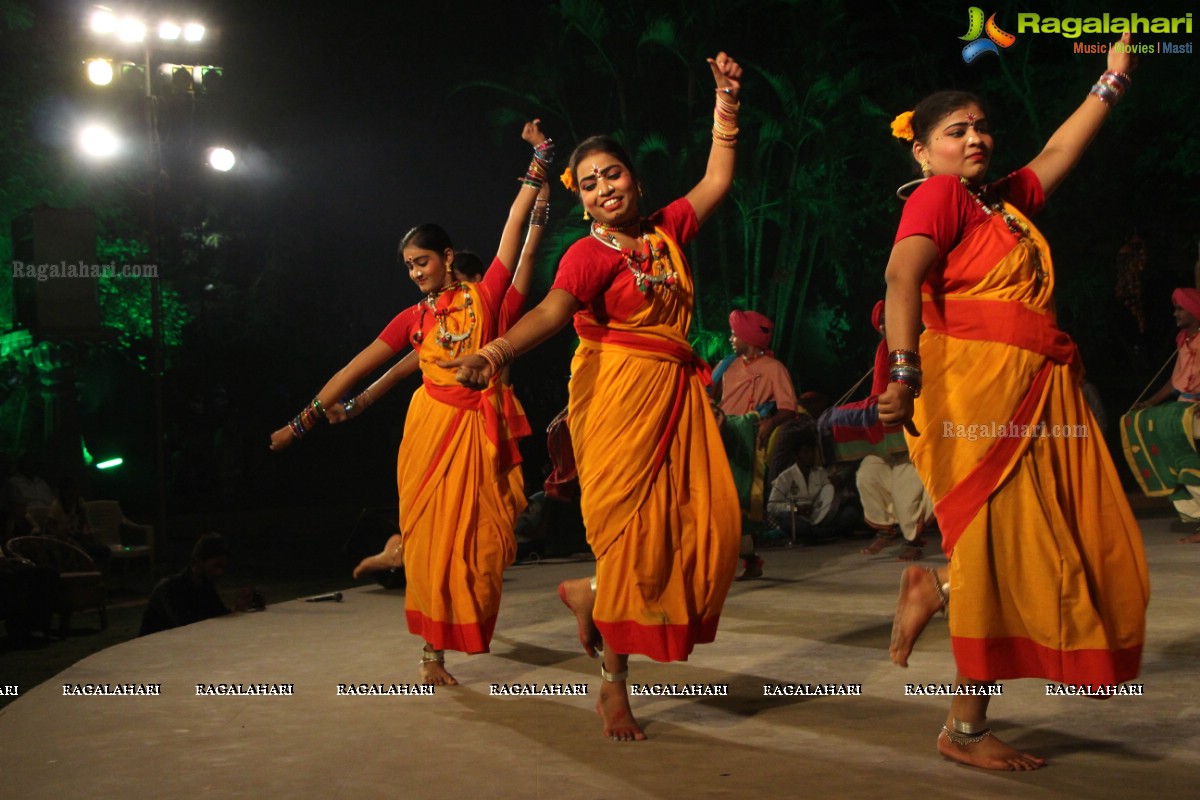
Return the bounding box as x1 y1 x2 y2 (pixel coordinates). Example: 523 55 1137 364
711 310 798 578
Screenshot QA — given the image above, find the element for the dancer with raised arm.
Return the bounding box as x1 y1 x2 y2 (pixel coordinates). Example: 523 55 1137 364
269 122 553 685
878 36 1149 770
443 53 743 740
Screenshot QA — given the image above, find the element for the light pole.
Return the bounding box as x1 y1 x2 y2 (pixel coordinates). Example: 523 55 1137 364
83 5 228 548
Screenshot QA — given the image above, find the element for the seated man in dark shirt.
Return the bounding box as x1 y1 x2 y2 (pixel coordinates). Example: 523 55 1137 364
139 533 261 636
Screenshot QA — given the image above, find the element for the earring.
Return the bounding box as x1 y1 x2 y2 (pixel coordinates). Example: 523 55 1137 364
920 159 932 176
582 208 590 221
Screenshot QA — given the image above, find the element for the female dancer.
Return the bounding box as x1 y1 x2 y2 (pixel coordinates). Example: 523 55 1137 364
333 185 548 581
879 34 1149 770
270 122 553 684
444 53 743 740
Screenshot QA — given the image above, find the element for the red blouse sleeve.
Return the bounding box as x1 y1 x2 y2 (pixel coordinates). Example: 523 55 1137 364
995 167 1045 218
476 256 512 317
377 305 419 351
652 197 700 248
551 238 622 305
894 175 976 259
499 285 527 333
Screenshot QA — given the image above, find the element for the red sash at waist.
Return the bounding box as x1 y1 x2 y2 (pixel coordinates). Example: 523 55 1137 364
575 321 712 385
923 297 1078 366
423 378 530 474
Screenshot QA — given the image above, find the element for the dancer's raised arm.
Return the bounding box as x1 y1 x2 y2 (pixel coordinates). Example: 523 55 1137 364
685 52 742 226
1026 32 1134 198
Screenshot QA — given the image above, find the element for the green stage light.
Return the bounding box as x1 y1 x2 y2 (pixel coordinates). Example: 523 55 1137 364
96 457 125 470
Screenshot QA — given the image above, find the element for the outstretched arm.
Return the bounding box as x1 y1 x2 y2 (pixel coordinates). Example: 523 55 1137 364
1026 33 1133 198
495 120 553 274
327 350 421 423
269 338 398 449
684 52 742 226
440 288 581 389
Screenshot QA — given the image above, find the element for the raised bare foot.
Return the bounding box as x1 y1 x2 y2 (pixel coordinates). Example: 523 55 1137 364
890 566 944 667
558 578 602 657
597 680 646 741
1180 529 1200 544
937 729 1046 770
420 653 458 686
353 534 404 579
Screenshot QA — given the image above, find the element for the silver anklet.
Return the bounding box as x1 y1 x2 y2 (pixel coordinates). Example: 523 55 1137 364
942 718 990 745
589 575 597 592
926 567 949 614
600 665 628 682
420 647 445 665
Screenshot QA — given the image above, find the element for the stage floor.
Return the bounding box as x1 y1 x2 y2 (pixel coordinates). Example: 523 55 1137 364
2 515 1197 799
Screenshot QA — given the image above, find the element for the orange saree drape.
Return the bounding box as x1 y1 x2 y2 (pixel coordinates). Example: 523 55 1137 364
568 227 740 663
398 283 528 654
909 206 1148 686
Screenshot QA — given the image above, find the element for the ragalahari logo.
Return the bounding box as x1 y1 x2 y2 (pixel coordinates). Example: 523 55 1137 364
959 7 1017 63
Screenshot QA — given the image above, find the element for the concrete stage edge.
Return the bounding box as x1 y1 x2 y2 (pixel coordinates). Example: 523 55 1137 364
2 516 1197 799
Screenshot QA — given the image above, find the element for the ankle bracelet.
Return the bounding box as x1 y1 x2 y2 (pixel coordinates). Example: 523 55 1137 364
942 718 990 745
927 567 949 613
600 665 628 683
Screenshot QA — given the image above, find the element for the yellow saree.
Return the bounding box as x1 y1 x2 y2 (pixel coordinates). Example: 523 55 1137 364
398 280 528 654
566 223 741 662
909 201 1148 686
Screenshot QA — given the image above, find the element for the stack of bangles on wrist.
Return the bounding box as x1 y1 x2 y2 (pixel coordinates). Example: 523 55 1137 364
341 388 372 420
1089 71 1131 105
889 349 922 398
476 337 516 373
530 198 550 227
521 139 556 189
288 397 326 440
712 88 739 148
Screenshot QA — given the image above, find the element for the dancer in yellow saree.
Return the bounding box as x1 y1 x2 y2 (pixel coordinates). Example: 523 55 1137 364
880 36 1148 771
270 122 550 685
445 53 743 741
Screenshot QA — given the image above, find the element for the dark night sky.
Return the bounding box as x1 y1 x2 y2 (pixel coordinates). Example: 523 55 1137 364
24 0 1199 509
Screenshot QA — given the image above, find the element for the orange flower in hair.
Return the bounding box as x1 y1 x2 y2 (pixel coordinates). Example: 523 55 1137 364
890 110 915 141
560 166 577 193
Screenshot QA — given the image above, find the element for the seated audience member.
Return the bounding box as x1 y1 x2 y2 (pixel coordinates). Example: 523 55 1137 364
139 533 262 636
767 433 856 542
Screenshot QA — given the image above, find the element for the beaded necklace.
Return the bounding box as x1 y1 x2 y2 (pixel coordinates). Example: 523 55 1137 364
960 177 1047 293
590 221 679 294
411 281 476 349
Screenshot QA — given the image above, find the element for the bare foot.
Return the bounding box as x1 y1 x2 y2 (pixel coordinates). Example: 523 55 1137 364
890 566 943 667
937 729 1046 770
558 579 602 657
862 530 898 555
898 543 924 562
420 656 458 686
353 534 404 579
597 680 645 741
1180 530 1200 544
